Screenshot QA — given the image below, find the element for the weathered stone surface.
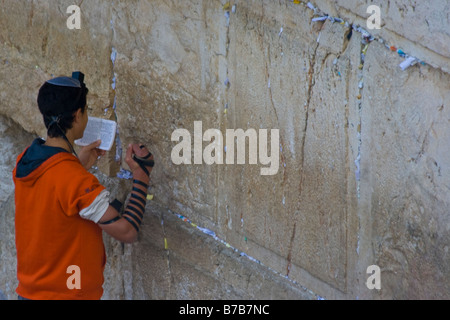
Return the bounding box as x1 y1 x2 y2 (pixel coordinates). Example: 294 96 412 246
0 0 449 300
359 40 450 299
111 0 223 230
0 193 17 300
0 115 36 300
132 202 316 299
0 0 113 136
314 0 450 73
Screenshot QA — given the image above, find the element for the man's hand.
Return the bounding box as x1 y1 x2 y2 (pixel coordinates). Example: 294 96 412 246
78 140 106 170
125 143 153 183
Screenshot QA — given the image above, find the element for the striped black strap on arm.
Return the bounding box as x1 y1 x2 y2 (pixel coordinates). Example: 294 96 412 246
99 199 123 225
132 153 154 176
110 199 123 213
122 179 149 233
133 179 149 189
99 216 121 225
123 215 140 232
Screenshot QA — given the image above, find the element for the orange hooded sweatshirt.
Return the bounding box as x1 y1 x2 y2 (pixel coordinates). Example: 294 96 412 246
13 138 106 300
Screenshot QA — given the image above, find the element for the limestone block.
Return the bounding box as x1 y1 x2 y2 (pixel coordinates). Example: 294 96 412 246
313 0 450 72
0 0 113 135
335 0 449 56
111 0 223 228
360 40 450 299
0 194 17 300
208 2 363 294
0 115 37 300
132 202 316 300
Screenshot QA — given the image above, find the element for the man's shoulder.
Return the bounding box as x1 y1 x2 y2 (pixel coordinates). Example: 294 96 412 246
49 153 97 182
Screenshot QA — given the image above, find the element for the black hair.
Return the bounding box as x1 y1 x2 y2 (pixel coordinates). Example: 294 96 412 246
37 81 89 138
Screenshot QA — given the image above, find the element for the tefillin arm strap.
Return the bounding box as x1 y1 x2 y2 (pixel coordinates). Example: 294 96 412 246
99 179 150 233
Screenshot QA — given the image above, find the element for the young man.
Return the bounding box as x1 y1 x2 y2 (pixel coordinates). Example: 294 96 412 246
13 72 154 300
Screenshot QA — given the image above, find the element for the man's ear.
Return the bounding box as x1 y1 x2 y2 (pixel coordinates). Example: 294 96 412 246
73 108 83 123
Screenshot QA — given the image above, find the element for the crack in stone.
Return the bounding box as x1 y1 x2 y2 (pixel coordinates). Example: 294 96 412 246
298 39 320 196
285 38 321 276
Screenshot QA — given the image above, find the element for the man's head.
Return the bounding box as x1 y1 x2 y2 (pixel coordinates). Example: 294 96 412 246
37 72 89 138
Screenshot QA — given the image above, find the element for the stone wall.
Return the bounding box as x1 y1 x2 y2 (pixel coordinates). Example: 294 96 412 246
0 0 448 299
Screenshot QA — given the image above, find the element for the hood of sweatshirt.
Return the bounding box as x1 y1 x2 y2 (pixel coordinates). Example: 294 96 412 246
14 138 76 183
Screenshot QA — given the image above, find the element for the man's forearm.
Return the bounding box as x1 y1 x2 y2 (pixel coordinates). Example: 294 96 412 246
99 143 154 243
122 172 150 232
